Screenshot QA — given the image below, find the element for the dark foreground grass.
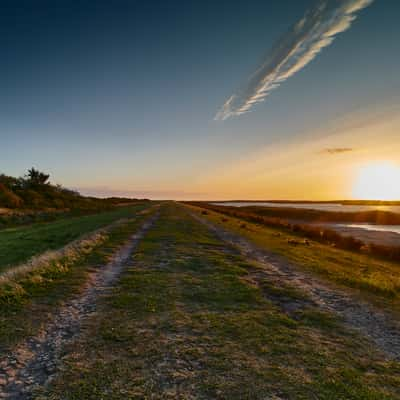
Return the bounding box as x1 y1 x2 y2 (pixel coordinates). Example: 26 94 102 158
40 204 400 400
0 205 155 354
187 205 400 313
0 203 149 272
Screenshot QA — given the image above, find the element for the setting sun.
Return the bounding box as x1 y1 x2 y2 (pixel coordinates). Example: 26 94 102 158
352 162 400 201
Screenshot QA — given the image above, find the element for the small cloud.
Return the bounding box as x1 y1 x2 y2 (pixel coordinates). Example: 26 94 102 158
320 147 354 155
215 0 374 121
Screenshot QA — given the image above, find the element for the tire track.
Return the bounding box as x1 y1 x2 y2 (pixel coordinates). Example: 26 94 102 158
190 210 400 361
0 211 159 399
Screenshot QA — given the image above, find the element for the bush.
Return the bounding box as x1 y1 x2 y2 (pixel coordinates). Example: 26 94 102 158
0 183 23 208
0 168 141 212
19 189 46 208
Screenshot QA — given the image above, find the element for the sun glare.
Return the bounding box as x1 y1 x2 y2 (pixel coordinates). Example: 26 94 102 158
352 162 400 201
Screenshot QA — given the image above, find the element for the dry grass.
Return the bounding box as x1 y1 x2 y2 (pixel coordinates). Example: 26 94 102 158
186 204 400 313
187 202 400 262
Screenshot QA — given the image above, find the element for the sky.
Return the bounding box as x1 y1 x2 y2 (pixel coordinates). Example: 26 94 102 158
1 0 400 200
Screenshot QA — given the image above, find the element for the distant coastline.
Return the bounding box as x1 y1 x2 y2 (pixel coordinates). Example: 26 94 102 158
209 200 400 206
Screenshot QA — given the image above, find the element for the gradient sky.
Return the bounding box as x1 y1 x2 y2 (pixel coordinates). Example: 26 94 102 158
1 0 399 199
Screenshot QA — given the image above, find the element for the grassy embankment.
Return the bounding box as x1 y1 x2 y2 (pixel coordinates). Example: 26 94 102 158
39 203 400 399
0 203 150 272
0 169 148 230
0 168 144 212
188 203 400 263
236 205 400 225
0 204 148 231
186 204 400 313
0 204 156 353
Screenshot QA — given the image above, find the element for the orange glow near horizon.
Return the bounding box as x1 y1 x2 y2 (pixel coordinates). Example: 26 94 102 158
352 161 400 201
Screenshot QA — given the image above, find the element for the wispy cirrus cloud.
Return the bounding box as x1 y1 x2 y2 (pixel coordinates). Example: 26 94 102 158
215 0 374 121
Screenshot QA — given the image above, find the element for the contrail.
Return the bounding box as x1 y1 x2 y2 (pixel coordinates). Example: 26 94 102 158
215 0 374 120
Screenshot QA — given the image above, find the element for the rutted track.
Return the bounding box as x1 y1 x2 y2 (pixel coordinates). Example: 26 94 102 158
0 211 159 399
189 209 400 361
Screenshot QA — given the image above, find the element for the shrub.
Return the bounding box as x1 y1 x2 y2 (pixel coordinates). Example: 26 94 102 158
0 183 23 208
0 168 140 212
19 189 46 208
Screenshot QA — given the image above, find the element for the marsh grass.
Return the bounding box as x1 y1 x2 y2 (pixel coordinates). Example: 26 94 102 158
187 204 400 313
190 202 400 263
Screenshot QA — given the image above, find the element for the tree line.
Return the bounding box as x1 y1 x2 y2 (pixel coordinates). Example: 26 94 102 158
0 168 140 210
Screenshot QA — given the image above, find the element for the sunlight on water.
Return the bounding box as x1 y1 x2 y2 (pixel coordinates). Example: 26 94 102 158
338 224 400 235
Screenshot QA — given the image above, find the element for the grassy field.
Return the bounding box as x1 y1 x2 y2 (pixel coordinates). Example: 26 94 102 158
0 206 155 353
0 203 149 272
38 204 400 399
224 204 400 225
186 204 400 313
187 202 400 263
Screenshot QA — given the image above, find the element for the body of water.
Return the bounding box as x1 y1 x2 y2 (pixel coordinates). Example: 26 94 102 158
337 224 400 235
213 202 400 214
328 223 400 246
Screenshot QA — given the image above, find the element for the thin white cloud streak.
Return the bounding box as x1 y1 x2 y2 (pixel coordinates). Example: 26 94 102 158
215 0 374 121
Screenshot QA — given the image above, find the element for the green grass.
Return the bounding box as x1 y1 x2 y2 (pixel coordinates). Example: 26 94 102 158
0 204 149 272
0 206 155 353
188 205 400 313
39 204 400 400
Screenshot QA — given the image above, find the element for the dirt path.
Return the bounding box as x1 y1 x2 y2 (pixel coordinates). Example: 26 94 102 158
0 212 159 399
190 211 400 361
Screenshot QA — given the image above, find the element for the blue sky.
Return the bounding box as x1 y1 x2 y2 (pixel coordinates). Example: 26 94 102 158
1 0 399 199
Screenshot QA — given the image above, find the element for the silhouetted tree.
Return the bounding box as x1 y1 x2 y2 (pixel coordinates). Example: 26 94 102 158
26 168 50 186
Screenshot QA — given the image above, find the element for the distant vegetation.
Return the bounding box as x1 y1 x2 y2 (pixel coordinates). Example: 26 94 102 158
0 168 149 230
0 168 144 212
188 202 400 263
236 205 400 225
217 199 400 206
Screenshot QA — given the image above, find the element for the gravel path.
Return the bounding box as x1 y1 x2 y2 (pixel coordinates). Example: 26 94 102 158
0 212 159 399
190 211 400 361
